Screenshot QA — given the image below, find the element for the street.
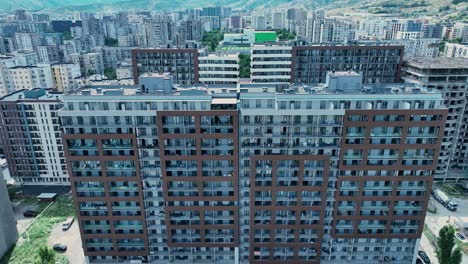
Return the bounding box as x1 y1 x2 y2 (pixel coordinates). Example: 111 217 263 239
48 220 85 264
421 195 468 264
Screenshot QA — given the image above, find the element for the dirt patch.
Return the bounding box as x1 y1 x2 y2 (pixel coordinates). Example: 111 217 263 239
47 221 84 264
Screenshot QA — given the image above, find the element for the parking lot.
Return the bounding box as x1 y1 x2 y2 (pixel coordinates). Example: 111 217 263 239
47 219 85 264
13 201 40 235
421 194 468 264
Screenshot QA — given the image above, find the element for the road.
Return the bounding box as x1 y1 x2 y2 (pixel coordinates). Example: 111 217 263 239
13 202 39 235
48 220 85 264
422 196 468 264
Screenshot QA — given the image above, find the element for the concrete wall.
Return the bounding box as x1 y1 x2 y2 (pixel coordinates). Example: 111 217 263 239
0 169 18 258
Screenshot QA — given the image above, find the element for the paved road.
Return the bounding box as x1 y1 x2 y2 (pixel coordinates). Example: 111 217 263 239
13 202 39 235
423 196 468 264
48 220 85 264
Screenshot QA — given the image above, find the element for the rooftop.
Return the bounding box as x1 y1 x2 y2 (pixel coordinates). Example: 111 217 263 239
67 82 440 98
1 88 62 101
327 71 362 77
406 57 468 69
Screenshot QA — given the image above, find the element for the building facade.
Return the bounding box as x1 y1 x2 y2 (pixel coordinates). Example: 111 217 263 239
0 169 18 259
250 44 292 84
51 63 81 93
131 48 199 85
0 89 68 185
291 44 404 84
198 53 239 84
61 72 446 263
404 58 468 181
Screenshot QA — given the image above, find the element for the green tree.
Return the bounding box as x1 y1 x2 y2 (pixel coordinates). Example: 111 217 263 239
202 30 224 51
104 37 118 47
238 54 250 78
62 31 72 41
437 225 463 264
275 29 296 41
104 67 117 79
36 246 55 264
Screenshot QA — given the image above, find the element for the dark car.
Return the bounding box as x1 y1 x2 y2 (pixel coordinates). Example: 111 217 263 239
455 232 466 241
53 244 67 252
418 250 431 264
416 258 424 264
23 210 38 217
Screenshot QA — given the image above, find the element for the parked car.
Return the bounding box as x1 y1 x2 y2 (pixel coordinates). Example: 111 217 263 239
455 232 466 241
62 217 74 231
23 210 38 217
416 257 424 264
53 244 67 252
418 250 431 264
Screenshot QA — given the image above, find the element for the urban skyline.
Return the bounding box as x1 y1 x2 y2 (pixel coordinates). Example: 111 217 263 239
0 4 467 264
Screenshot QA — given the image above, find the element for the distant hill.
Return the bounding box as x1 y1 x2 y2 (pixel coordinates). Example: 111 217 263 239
0 0 306 12
0 0 466 21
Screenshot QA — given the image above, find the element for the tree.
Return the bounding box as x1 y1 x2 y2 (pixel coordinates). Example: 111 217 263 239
238 54 250 78
436 225 462 264
104 67 117 79
104 37 118 47
62 31 72 41
36 246 55 264
275 29 296 41
202 30 224 51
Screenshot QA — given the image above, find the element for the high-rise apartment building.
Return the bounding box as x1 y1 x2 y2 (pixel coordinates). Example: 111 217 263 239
250 43 403 85
198 52 239 84
61 72 446 264
131 47 199 85
0 89 68 185
404 57 468 181
51 63 81 93
250 44 292 84
9 64 54 90
291 43 403 84
444 43 468 58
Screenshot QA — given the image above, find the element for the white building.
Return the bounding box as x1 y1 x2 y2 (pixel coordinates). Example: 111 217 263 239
444 43 468 58
450 22 468 43
271 12 285 30
198 52 239 84
116 66 133 80
252 15 267 30
14 32 41 51
51 63 81 92
201 16 221 31
9 64 54 90
0 89 69 185
0 56 16 96
395 31 422 39
118 35 135 47
83 52 104 76
250 44 292 84
382 38 440 58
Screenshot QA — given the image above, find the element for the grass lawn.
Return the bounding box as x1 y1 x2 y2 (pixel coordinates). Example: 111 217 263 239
434 182 468 198
0 195 75 264
455 237 468 254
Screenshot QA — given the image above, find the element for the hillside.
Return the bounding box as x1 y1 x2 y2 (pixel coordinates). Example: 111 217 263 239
0 0 466 21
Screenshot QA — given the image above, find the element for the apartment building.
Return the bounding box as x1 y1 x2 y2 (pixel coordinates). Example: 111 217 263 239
0 55 16 96
291 43 403 84
380 39 440 59
444 43 468 58
51 63 81 93
9 64 54 90
131 47 199 85
0 89 68 185
61 72 446 264
198 52 239 84
250 44 292 84
404 57 468 181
